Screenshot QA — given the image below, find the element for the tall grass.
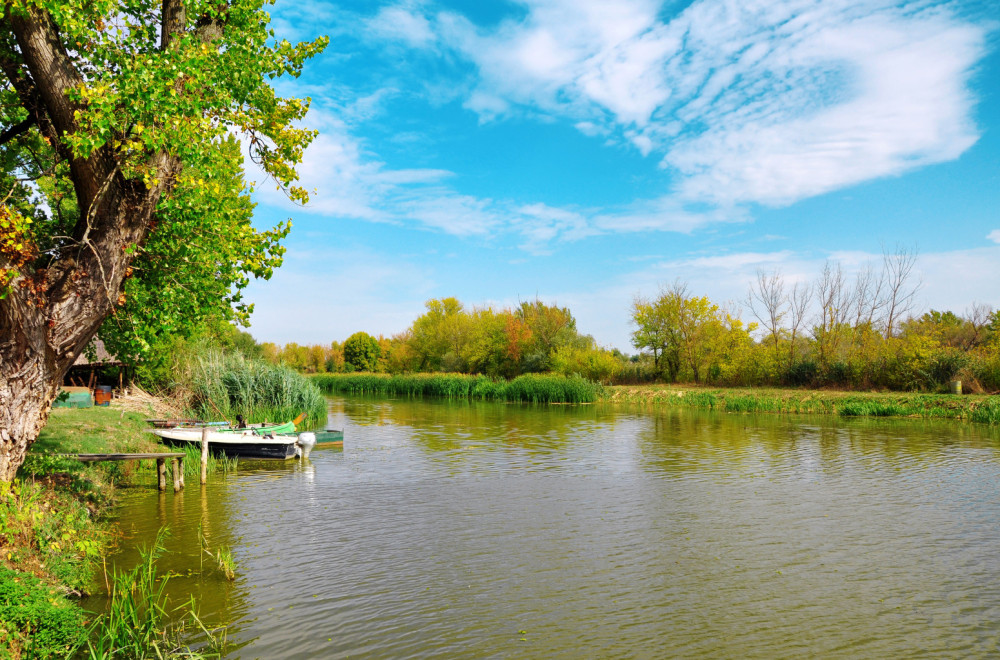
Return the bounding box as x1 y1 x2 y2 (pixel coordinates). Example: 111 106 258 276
313 372 602 403
970 397 1000 424
838 400 910 417
174 443 238 477
86 528 226 659
186 350 326 426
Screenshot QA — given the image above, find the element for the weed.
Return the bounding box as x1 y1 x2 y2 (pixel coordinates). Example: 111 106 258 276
86 528 227 659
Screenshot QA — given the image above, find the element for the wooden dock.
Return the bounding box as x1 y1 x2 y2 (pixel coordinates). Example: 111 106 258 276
63 452 186 491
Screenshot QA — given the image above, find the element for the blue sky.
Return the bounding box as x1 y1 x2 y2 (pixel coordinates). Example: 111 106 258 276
244 0 1000 352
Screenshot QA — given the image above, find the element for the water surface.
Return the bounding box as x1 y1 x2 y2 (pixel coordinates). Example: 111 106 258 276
96 396 1000 658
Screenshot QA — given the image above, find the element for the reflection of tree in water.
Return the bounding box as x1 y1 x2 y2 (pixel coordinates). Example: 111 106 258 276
637 407 1000 476
339 394 610 456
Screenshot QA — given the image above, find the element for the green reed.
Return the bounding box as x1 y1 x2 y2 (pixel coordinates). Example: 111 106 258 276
188 351 326 426
970 397 1000 424
86 528 226 659
313 372 601 403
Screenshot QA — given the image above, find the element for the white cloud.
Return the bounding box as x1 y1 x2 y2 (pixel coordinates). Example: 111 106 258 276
663 5 985 206
988 230 1000 244
368 3 437 47
420 0 987 209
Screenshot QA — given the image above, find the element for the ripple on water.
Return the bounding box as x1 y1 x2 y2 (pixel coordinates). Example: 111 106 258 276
99 401 1000 658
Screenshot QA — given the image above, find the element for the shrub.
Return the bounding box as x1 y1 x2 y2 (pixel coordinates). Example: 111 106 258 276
0 567 87 659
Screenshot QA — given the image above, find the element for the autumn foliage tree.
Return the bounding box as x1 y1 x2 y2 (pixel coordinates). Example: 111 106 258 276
0 1 326 480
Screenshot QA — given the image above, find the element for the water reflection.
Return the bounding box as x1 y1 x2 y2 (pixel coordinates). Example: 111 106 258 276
92 396 1000 658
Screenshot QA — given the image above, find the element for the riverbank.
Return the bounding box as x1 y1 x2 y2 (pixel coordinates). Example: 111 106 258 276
0 403 226 658
603 384 1000 423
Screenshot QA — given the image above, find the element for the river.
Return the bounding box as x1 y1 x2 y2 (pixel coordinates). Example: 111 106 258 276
93 395 1000 658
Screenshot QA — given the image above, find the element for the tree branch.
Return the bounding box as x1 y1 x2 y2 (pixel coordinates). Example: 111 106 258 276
6 6 116 215
0 116 33 145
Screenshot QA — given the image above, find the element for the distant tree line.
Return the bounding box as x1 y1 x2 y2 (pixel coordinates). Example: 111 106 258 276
261 298 624 384
260 249 1000 393
630 247 1000 391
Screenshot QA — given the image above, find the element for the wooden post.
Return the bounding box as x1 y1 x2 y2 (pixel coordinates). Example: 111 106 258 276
200 427 209 485
172 458 182 492
157 458 166 491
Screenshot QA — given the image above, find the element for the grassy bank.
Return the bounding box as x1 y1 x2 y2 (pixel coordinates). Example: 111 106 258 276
313 372 602 403
604 384 1000 423
1 406 228 658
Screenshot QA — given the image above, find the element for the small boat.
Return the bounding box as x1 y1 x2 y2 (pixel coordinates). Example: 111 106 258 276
152 427 303 460
145 418 218 428
218 420 297 435
312 429 344 447
150 419 297 435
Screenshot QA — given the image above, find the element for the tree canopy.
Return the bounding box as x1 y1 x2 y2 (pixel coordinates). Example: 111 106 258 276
0 0 326 480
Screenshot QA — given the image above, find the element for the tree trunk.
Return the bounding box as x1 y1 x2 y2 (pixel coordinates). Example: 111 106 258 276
0 6 182 481
0 307 60 481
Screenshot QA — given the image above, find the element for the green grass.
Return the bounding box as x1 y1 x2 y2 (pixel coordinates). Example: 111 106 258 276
313 372 602 403
0 565 87 659
603 385 1000 423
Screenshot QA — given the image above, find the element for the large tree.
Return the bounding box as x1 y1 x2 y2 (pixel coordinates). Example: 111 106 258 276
0 0 326 480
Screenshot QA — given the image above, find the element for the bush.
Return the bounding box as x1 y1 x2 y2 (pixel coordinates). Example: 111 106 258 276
0 567 87 659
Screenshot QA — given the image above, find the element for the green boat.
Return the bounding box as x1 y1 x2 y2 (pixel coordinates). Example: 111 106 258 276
311 429 344 446
220 420 297 435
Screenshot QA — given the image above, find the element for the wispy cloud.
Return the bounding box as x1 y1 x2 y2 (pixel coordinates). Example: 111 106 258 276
384 0 987 209
262 0 990 252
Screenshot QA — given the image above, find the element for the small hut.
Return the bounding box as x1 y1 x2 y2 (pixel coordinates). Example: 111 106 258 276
63 339 130 396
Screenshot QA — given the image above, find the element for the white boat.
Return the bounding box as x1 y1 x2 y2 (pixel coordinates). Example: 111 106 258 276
152 427 312 460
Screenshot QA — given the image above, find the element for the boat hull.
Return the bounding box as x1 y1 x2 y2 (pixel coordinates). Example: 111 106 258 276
152 428 299 460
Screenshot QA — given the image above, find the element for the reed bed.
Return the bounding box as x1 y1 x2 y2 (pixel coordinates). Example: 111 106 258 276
187 351 326 426
86 529 225 659
313 372 601 404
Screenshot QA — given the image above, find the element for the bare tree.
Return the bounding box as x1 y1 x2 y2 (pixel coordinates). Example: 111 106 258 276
787 280 812 368
882 245 921 339
813 262 852 365
746 269 786 360
851 261 886 329
966 302 994 349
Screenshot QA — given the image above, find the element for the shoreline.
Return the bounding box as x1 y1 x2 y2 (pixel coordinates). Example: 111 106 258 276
602 384 1000 423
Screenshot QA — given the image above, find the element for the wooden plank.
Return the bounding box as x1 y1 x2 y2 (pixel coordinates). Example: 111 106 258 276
64 452 185 462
